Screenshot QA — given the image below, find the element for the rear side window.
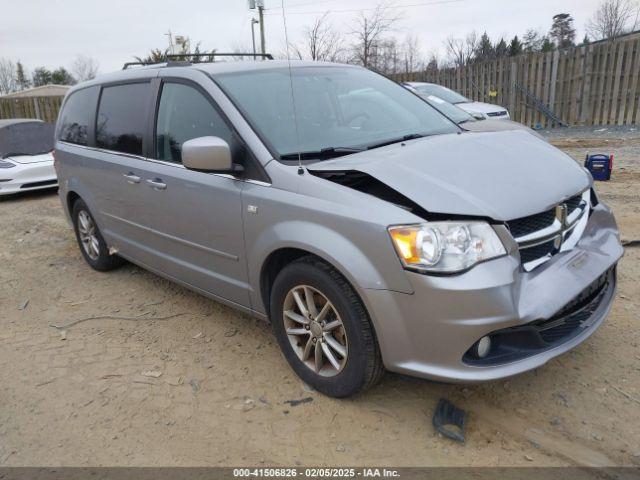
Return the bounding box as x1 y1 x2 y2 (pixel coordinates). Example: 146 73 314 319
155 82 233 163
57 87 98 145
96 83 150 156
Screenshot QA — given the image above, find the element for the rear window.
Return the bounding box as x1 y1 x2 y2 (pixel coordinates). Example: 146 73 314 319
96 83 150 156
57 87 98 146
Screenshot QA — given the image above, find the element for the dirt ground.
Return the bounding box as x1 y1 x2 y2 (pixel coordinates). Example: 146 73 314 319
1 127 639 468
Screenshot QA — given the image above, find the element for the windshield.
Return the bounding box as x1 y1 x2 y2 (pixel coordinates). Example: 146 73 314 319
419 94 476 124
411 84 470 104
215 66 458 160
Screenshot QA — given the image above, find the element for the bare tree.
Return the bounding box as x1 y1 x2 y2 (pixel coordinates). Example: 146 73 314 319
522 29 544 52
425 51 439 71
0 58 17 94
349 4 401 68
71 55 99 82
586 0 639 40
373 37 401 74
294 13 344 62
402 34 423 73
444 30 479 67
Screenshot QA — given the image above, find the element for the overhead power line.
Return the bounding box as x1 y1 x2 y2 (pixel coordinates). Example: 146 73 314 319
264 0 465 15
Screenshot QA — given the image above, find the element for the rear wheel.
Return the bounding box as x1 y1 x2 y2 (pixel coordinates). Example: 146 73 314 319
72 199 123 271
270 256 384 397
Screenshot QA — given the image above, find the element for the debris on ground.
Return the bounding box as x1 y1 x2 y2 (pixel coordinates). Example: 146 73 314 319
189 378 200 394
192 332 203 339
234 398 255 412
141 370 162 378
284 397 313 407
166 376 184 386
224 328 238 337
432 399 467 443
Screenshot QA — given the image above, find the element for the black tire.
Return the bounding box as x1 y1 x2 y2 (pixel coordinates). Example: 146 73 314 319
71 198 124 272
270 256 384 398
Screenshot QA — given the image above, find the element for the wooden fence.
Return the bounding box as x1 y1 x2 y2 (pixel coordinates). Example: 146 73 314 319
0 96 63 124
395 34 640 128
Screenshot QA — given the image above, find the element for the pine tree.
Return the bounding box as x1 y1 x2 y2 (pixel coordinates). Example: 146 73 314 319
476 32 495 62
549 13 576 49
494 38 509 57
15 62 30 90
32 67 52 87
541 37 555 52
509 36 523 56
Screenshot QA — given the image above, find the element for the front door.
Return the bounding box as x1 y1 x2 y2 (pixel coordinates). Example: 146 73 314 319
113 80 250 307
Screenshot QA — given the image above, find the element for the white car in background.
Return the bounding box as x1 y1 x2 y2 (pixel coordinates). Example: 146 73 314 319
0 119 57 195
403 81 510 120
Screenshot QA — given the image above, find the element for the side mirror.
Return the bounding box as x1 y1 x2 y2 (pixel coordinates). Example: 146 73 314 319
182 136 233 172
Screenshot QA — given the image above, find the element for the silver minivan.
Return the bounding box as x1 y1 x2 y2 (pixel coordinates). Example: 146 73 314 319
55 60 623 397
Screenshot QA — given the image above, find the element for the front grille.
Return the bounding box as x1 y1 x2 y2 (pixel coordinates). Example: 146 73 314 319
533 268 610 343
507 209 556 238
487 111 507 117
506 192 586 269
519 239 556 264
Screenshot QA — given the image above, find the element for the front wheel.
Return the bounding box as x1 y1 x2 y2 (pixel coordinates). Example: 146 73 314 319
270 257 384 397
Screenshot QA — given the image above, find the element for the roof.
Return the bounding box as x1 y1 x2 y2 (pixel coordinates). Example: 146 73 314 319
1 85 71 98
0 118 45 129
68 60 360 95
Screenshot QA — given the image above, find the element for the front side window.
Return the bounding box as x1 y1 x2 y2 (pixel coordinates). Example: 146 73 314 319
215 66 458 161
57 87 98 145
96 83 150 155
155 82 233 163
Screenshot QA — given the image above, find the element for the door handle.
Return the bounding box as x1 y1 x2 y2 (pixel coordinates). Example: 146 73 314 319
123 172 141 184
146 178 167 190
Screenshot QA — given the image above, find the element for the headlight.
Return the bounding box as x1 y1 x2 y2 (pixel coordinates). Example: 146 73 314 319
388 222 506 274
0 160 16 169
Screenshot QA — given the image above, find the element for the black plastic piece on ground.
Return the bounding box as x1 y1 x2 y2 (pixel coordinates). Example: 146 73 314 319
433 399 467 443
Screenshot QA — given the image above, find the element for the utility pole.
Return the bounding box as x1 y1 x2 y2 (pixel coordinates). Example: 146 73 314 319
258 2 266 56
251 18 259 60
249 0 266 57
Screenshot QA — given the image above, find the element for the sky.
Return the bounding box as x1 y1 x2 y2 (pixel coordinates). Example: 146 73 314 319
0 0 604 75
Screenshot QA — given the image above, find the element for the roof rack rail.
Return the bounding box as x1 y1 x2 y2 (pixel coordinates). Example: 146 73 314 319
123 52 273 70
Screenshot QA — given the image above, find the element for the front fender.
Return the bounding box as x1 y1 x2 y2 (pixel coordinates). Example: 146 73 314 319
247 219 414 316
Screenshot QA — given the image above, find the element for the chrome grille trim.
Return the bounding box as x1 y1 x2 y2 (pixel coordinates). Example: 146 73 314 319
512 190 591 271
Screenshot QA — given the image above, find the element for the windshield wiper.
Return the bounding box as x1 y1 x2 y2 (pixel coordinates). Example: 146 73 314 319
365 133 426 151
279 146 363 161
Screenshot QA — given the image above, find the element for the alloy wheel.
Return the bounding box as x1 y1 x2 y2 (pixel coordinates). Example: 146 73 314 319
77 210 100 261
282 285 348 377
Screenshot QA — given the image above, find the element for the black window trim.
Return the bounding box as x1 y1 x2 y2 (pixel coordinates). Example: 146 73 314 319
152 76 270 184
94 78 154 158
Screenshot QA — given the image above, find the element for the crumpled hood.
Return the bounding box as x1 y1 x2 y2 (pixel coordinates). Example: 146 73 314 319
458 101 507 115
307 130 591 221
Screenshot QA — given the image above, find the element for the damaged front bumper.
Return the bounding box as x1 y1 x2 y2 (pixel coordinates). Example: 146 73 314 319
363 202 623 383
